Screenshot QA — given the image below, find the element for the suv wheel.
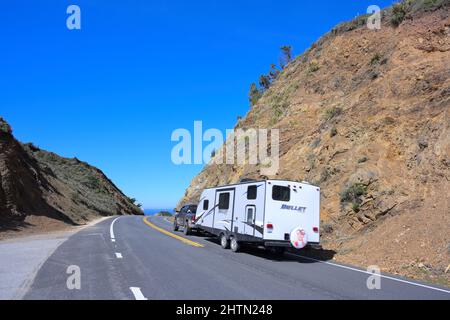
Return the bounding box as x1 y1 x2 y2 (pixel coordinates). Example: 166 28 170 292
220 234 229 249
230 237 240 253
173 221 179 232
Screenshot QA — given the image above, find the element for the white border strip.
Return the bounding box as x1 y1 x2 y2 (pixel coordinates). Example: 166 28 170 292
110 217 120 241
287 253 450 294
130 287 148 300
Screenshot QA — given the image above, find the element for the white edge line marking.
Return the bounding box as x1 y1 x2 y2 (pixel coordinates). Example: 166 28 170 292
115 253 123 259
130 287 148 300
110 217 120 241
287 253 450 294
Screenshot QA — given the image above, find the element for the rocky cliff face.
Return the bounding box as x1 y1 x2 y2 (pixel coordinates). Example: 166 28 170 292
0 117 142 230
0 119 52 222
179 0 450 283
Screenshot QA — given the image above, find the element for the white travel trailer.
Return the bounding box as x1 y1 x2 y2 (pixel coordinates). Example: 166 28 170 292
194 180 320 253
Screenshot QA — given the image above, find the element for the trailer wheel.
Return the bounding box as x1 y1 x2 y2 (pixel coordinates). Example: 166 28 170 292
268 247 285 257
220 234 229 249
173 221 179 232
230 237 240 253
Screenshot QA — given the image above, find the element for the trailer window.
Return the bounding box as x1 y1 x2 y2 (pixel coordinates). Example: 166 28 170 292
247 207 255 224
272 185 290 202
203 200 209 211
218 193 230 210
247 185 257 200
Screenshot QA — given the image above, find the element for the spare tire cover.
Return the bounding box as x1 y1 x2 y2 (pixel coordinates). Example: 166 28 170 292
290 228 308 249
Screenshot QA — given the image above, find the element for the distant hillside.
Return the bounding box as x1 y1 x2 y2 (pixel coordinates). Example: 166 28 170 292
178 0 450 284
0 117 142 232
154 211 173 217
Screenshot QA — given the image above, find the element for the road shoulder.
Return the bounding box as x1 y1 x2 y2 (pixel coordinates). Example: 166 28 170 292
0 216 111 300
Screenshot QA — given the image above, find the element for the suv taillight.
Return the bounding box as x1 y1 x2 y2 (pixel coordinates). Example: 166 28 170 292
192 215 196 222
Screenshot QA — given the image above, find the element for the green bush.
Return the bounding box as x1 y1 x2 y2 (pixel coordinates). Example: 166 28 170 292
370 53 382 65
330 127 338 137
269 64 280 81
323 107 342 121
84 175 101 190
248 83 262 106
340 183 367 204
259 74 271 90
0 118 12 134
308 61 320 74
280 45 293 68
273 105 283 119
391 3 407 27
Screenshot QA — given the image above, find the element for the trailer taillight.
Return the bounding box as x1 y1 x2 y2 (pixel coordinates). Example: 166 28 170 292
267 223 274 230
313 227 319 233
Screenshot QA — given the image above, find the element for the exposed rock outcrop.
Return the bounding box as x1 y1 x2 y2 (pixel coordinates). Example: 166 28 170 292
178 0 450 283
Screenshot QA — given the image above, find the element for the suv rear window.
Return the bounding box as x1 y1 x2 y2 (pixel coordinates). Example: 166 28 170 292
187 205 197 213
272 185 290 202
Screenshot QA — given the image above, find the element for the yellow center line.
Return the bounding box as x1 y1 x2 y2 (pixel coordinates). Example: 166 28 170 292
142 217 204 248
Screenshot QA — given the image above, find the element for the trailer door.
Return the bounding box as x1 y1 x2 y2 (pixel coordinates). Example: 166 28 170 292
213 189 235 233
243 205 256 236
240 183 265 239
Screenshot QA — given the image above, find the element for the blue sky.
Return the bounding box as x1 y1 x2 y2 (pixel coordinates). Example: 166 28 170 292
1 0 393 209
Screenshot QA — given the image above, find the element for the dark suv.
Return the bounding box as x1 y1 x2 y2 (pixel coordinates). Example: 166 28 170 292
173 204 198 235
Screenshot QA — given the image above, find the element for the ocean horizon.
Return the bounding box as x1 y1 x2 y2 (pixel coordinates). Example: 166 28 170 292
144 209 173 216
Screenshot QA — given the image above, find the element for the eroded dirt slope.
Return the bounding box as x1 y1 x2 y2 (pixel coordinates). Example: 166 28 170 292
0 117 142 235
179 1 450 284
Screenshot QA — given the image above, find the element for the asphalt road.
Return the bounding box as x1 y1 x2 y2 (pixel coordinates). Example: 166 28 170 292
24 215 450 300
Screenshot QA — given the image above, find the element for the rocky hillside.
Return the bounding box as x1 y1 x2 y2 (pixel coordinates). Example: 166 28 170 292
0 117 142 231
179 0 450 284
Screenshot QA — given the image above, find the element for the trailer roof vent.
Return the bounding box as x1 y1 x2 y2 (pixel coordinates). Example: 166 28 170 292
240 178 257 183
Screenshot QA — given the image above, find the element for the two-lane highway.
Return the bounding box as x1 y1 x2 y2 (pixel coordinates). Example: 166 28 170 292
24 215 450 300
